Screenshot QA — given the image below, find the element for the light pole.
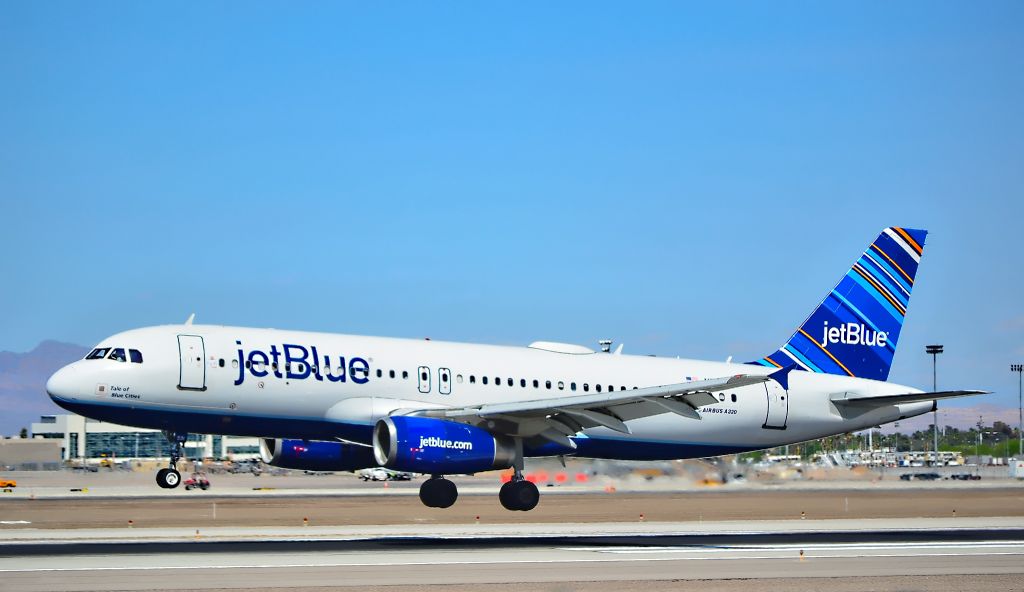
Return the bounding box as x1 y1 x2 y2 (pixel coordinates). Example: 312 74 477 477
926 345 944 466
1013 364 1023 459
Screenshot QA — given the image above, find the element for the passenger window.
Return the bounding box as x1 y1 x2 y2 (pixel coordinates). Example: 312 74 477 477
583 383 590 392
483 376 489 385
545 380 551 389
421 371 428 381
533 379 539 388
571 382 577 391
494 377 500 386
130 349 144 364
608 385 614 393
470 375 476 384
507 377 513 387
217 358 224 368
245 360 251 369
596 384 602 393
557 381 564 390
232 360 238 369
520 378 526 388
390 370 396 379
402 370 409 379
108 348 127 363
376 369 383 378
456 374 464 383
731 394 737 402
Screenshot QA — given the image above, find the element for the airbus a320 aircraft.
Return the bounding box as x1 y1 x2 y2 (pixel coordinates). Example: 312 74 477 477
46 227 984 511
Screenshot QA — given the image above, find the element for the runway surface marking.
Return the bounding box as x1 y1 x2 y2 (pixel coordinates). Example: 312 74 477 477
3 541 1022 573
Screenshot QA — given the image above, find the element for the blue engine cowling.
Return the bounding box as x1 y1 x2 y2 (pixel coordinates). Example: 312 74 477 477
259 438 377 472
373 416 515 474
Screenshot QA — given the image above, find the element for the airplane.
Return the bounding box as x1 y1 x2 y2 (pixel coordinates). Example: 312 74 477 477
45 227 986 511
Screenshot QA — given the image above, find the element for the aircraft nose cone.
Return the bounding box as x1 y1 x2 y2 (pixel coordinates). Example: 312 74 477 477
46 365 81 401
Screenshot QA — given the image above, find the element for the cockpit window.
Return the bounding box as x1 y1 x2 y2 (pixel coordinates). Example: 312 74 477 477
86 348 110 360
129 349 143 364
108 348 127 362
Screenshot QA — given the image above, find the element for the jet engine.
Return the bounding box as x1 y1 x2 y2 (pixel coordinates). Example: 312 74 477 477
373 416 515 475
259 438 377 472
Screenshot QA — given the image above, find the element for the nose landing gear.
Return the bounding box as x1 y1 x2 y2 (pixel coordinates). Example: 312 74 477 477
156 432 187 489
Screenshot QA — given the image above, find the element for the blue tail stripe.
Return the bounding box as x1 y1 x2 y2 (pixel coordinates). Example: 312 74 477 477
858 255 910 306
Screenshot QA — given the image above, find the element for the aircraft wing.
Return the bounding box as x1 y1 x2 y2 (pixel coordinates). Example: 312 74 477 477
829 390 989 407
403 374 770 449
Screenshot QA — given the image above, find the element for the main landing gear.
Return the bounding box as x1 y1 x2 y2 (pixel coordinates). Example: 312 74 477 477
419 475 458 508
499 469 539 512
156 432 187 489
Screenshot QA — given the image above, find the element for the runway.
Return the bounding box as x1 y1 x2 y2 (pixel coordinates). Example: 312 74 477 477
3 523 1023 591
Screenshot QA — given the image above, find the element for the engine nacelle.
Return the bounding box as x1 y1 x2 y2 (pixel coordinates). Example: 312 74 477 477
373 416 515 475
259 438 377 472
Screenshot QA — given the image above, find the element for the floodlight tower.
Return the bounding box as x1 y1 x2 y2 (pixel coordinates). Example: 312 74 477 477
1012 363 1023 459
926 345 944 466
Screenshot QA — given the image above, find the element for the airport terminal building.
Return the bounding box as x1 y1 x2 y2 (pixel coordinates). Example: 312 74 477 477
30 414 260 462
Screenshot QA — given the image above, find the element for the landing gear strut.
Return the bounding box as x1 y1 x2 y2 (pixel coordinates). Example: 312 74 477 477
499 439 539 511
419 475 458 508
156 432 187 489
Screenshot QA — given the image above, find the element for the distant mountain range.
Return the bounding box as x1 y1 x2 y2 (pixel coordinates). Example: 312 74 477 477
0 341 1018 437
0 341 89 435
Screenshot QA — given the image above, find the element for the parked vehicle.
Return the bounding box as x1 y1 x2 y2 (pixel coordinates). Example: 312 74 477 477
183 472 211 491
0 478 16 488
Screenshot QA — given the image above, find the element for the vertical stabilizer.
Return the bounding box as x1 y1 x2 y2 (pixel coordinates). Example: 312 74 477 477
752 227 928 381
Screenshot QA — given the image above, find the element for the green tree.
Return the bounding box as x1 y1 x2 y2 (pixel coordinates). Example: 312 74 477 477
18 427 28 439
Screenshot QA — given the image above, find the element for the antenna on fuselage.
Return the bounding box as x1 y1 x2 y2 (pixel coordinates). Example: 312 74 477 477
184 313 195 326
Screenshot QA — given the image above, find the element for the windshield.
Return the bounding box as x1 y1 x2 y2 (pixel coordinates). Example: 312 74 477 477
85 348 110 360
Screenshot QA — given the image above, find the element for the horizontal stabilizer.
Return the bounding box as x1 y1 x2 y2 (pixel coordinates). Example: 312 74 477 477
830 390 988 407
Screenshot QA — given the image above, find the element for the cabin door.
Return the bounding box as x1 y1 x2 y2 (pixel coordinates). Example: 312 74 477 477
177 335 206 391
417 366 431 393
762 382 788 430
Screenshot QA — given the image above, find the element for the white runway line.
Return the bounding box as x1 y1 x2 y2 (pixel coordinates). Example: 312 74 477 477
3 543 1024 573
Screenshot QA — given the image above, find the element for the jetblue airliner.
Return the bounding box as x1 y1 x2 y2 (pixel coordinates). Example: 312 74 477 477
46 227 984 511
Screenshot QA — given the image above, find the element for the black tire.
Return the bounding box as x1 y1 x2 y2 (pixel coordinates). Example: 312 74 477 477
419 478 458 508
434 478 458 509
503 480 540 511
419 479 440 507
158 468 182 489
499 481 516 511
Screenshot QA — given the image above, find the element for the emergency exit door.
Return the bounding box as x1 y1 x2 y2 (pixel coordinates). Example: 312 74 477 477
178 335 206 391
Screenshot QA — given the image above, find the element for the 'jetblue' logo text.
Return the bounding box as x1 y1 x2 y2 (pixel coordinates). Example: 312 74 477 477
234 341 370 386
418 436 473 451
821 322 888 348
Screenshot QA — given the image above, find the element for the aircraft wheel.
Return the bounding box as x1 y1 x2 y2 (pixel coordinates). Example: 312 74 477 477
419 477 458 508
157 468 181 489
500 480 539 511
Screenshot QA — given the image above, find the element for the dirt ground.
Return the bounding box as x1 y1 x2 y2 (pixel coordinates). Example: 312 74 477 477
2 487 1022 529
226 576 1024 592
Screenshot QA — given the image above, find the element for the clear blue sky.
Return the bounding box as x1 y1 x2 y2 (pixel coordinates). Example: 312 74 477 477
2 3 1022 409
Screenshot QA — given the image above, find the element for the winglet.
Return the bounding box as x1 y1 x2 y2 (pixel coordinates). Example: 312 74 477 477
769 365 796 391
184 313 195 326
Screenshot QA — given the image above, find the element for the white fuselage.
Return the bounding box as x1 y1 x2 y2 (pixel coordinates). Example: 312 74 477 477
46 324 932 460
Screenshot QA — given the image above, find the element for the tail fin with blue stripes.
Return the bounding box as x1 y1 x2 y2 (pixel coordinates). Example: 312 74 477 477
752 227 928 381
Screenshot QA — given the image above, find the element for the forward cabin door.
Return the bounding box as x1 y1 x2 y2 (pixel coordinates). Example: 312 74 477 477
762 382 788 429
417 366 431 394
178 335 207 391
